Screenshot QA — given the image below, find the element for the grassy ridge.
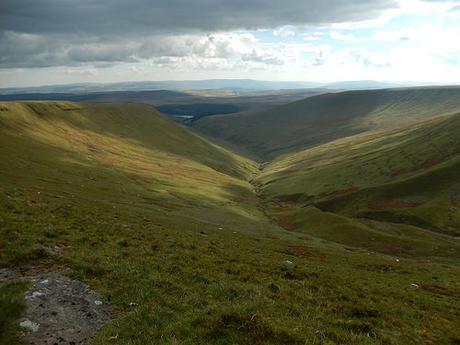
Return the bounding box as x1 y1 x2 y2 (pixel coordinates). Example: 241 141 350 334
266 204 460 259
257 113 460 201
317 156 460 236
194 86 460 159
255 112 460 258
1 102 460 344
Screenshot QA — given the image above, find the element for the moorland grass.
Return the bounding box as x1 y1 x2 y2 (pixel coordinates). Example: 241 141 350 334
1 101 459 344
194 86 460 159
257 113 460 238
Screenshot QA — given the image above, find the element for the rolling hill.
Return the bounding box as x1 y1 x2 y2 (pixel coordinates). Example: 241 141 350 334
0 88 327 124
194 86 460 159
0 79 321 94
255 111 460 254
0 90 198 103
0 101 261 213
1 101 460 345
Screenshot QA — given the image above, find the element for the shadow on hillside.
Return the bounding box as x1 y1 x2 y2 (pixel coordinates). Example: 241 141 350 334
21 102 252 180
196 87 460 159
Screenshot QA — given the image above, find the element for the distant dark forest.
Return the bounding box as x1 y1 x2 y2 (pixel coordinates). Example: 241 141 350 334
157 103 240 119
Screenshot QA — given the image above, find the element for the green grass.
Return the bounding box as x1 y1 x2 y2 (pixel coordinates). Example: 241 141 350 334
0 281 28 345
283 206 460 259
257 112 460 235
2 194 460 345
194 86 460 159
1 101 460 344
316 156 460 234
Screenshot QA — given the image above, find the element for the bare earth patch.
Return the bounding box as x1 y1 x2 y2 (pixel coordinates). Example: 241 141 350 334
0 268 111 345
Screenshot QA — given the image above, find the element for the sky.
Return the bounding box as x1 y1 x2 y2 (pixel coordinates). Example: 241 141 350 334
1 0 460 87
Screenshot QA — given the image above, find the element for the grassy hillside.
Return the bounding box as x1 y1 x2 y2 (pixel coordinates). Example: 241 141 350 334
0 101 274 263
194 86 460 159
256 112 460 255
0 101 256 179
257 113 460 202
1 102 460 345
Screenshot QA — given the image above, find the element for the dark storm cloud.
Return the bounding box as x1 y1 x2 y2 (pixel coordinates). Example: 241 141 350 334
0 0 397 68
1 0 397 35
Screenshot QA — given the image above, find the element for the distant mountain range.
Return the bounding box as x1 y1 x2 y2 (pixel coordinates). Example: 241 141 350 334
0 79 440 95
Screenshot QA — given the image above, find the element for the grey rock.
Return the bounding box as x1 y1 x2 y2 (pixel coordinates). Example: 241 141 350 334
2 269 111 345
19 319 40 333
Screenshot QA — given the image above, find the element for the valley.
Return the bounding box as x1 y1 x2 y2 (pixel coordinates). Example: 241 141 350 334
3 0 460 343
1 89 460 345
194 86 460 159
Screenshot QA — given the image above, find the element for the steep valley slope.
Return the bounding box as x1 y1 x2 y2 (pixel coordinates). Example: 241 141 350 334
255 112 460 257
194 86 460 159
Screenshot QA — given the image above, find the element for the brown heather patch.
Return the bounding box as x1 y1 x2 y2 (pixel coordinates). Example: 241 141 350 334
287 245 327 260
390 168 407 177
274 214 298 231
420 284 460 297
389 158 444 178
390 158 443 178
326 187 360 198
369 243 414 255
421 158 443 169
373 199 418 209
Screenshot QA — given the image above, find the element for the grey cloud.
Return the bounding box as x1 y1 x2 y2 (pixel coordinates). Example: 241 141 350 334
1 0 397 36
241 50 285 65
0 0 397 68
0 32 277 68
421 1 460 14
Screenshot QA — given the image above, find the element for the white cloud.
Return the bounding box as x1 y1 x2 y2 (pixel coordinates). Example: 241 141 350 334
373 29 413 41
303 31 324 41
329 31 356 41
273 26 297 37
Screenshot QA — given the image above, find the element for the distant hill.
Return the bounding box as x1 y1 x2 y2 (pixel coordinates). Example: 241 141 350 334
324 80 404 90
194 86 460 159
0 79 426 95
0 88 328 122
0 80 321 94
0 90 195 103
